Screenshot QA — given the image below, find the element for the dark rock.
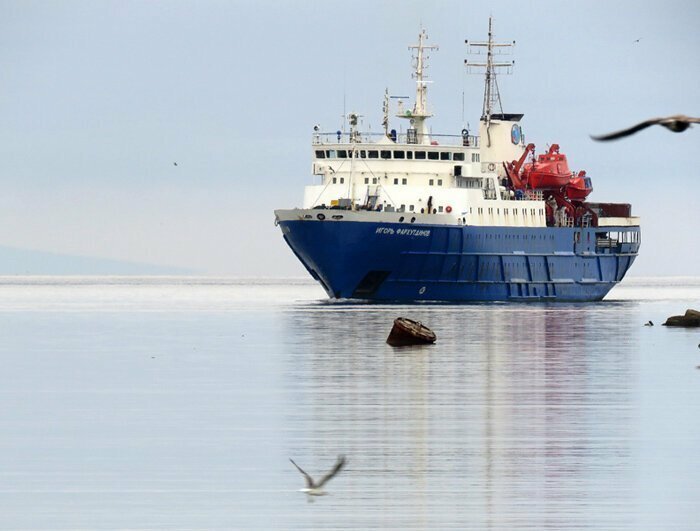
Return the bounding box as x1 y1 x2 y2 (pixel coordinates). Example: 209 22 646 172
663 309 700 327
387 317 436 346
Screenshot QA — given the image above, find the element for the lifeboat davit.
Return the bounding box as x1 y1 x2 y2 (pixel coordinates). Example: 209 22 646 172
566 170 593 200
521 144 571 190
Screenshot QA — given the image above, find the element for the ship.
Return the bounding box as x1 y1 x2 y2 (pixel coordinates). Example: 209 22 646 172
274 20 640 302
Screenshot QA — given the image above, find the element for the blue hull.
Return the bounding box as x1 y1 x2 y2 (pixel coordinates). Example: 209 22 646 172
279 219 640 302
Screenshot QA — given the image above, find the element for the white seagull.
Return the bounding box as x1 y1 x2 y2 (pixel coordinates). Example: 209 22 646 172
592 115 700 141
289 455 346 496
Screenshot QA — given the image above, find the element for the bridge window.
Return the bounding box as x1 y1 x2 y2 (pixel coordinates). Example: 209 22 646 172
368 150 379 159
332 177 337 183
337 150 347 159
438 206 444 213
415 151 426 160
453 152 465 161
340 177 344 183
359 150 366 158
327 150 337 158
428 152 439 160
393 178 399 185
440 152 451 161
381 150 391 159
315 150 326 159
429 179 434 185
437 179 442 186
394 151 405 159
364 177 369 184
402 178 407 185
406 151 413 159
471 153 480 162
409 205 414 211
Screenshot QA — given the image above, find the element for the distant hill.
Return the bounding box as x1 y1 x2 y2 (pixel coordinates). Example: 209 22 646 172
0 246 195 275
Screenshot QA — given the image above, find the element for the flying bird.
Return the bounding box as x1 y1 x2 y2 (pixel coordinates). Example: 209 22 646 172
644 320 653 327
290 455 346 496
591 115 700 141
173 162 178 166
633 38 641 44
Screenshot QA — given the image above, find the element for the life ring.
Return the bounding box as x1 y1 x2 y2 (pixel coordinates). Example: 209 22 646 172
446 205 452 213
488 163 496 171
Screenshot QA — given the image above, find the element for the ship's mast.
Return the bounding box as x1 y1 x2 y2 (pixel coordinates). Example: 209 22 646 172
399 29 438 144
465 17 514 144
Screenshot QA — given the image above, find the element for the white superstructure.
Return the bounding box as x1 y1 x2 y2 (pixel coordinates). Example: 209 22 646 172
301 26 549 229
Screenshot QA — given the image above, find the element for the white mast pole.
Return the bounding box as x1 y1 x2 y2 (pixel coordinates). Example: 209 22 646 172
406 29 438 144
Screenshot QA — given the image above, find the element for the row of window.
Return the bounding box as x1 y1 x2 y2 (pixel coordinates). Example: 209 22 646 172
471 207 545 217
332 176 445 186
397 204 446 213
316 149 480 162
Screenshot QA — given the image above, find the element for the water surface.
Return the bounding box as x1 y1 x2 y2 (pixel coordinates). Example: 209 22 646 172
0 277 698 530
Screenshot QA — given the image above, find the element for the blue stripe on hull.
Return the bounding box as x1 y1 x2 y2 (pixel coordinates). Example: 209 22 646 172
279 219 640 302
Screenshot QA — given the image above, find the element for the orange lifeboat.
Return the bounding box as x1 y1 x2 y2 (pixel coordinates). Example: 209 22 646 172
521 144 571 190
566 170 593 200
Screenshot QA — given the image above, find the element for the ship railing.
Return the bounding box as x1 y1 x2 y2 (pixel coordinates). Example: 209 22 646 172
501 189 545 201
525 190 544 201
596 238 619 248
312 131 480 148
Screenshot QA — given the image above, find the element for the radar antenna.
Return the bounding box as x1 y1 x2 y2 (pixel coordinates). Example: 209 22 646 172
382 88 389 136
398 29 438 144
465 17 515 143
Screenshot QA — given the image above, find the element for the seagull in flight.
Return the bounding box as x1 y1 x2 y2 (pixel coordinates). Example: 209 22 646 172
289 455 346 496
591 115 700 141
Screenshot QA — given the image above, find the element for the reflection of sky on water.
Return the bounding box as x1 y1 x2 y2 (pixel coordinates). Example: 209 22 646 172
0 280 697 529
283 301 693 529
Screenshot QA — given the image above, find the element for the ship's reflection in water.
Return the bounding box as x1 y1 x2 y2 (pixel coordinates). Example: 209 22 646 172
283 302 638 529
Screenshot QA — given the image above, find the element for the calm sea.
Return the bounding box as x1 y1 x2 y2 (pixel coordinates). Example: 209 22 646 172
0 277 698 530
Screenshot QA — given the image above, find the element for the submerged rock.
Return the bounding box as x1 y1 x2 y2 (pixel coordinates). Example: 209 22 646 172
663 309 700 327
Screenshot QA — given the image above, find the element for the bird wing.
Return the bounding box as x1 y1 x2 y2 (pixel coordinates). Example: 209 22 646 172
316 455 346 488
591 118 663 141
664 114 700 124
289 458 315 489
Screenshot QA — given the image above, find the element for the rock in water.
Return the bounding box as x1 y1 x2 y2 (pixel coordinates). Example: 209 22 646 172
387 317 436 346
662 309 700 327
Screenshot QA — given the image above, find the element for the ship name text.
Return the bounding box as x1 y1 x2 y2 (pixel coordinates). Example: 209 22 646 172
375 227 431 237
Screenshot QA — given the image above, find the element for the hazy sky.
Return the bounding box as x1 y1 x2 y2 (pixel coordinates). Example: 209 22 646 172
1 0 698 276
